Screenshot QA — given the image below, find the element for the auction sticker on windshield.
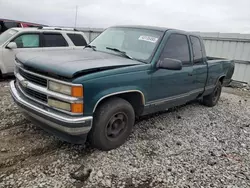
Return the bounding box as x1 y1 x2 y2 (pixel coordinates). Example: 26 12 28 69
138 35 158 43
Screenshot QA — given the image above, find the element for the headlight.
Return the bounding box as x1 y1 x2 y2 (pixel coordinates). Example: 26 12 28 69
48 98 84 113
48 81 83 97
48 98 71 111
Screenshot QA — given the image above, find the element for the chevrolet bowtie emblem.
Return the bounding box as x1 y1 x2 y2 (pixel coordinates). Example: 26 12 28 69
20 80 28 88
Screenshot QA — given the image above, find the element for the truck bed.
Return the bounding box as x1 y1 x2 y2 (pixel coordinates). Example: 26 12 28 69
207 56 228 61
207 58 235 86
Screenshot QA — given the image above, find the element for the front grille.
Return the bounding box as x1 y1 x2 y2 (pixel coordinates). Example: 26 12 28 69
19 68 47 87
19 83 48 103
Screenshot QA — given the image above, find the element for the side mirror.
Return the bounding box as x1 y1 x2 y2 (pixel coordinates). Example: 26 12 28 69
157 58 182 70
6 42 17 49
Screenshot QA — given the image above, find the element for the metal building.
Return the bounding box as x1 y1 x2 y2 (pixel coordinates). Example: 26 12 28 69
79 28 250 84
194 32 250 84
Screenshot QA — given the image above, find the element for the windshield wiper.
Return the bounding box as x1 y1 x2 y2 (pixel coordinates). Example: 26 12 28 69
106 47 134 60
85 44 96 51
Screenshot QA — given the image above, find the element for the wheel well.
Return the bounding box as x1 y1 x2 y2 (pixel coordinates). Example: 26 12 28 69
219 76 225 84
94 92 145 117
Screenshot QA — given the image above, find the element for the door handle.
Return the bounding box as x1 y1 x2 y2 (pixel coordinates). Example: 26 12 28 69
188 73 193 76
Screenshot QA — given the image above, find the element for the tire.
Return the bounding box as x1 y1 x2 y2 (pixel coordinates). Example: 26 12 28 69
203 81 222 107
88 97 135 151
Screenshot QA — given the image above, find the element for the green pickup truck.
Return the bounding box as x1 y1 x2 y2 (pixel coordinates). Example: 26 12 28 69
10 25 234 150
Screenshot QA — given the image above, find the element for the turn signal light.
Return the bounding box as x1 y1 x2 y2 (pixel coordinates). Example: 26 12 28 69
71 103 84 113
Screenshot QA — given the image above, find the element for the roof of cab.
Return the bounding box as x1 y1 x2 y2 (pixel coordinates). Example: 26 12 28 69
111 25 170 32
110 25 195 35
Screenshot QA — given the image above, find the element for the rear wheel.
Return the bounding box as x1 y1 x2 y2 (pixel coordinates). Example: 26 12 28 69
203 81 222 107
88 97 135 151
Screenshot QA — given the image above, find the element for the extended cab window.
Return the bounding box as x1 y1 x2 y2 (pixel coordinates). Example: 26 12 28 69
190 36 203 64
13 33 40 48
161 34 190 65
43 33 68 47
67 33 87 46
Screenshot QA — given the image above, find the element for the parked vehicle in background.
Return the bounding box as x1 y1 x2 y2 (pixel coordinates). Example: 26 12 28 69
0 19 47 34
0 27 89 77
10 25 234 150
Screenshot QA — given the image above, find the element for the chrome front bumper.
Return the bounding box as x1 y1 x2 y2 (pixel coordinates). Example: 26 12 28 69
10 80 92 140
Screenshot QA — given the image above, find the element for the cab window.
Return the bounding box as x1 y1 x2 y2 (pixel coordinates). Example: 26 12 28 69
13 33 40 48
43 33 68 47
190 36 203 64
67 33 87 46
160 34 191 65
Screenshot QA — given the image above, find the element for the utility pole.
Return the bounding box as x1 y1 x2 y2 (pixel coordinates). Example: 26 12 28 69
74 5 78 28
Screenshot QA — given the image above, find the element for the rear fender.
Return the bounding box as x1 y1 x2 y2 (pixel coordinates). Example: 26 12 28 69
216 74 226 85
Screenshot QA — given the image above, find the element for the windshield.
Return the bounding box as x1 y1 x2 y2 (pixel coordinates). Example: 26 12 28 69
90 27 163 63
0 29 18 46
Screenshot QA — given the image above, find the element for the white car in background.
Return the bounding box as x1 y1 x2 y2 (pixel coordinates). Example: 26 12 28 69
0 27 89 77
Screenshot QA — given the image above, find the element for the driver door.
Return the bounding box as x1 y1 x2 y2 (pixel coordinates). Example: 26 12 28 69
2 33 41 73
148 33 195 110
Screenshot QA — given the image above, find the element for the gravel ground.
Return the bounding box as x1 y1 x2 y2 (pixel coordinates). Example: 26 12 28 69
0 78 250 188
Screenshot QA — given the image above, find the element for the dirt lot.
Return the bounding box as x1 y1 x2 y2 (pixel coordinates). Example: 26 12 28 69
0 78 250 188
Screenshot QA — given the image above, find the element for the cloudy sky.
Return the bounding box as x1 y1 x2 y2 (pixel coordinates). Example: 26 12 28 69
1 0 250 33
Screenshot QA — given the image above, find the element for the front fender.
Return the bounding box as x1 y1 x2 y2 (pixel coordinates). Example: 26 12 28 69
91 86 146 113
76 65 151 115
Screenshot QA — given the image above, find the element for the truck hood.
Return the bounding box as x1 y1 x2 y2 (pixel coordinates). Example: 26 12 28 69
16 49 143 79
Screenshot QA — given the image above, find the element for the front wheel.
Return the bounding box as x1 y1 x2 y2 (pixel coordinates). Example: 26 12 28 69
88 97 135 151
202 82 222 107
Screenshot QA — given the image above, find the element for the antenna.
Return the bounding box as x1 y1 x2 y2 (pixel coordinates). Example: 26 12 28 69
74 5 78 28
